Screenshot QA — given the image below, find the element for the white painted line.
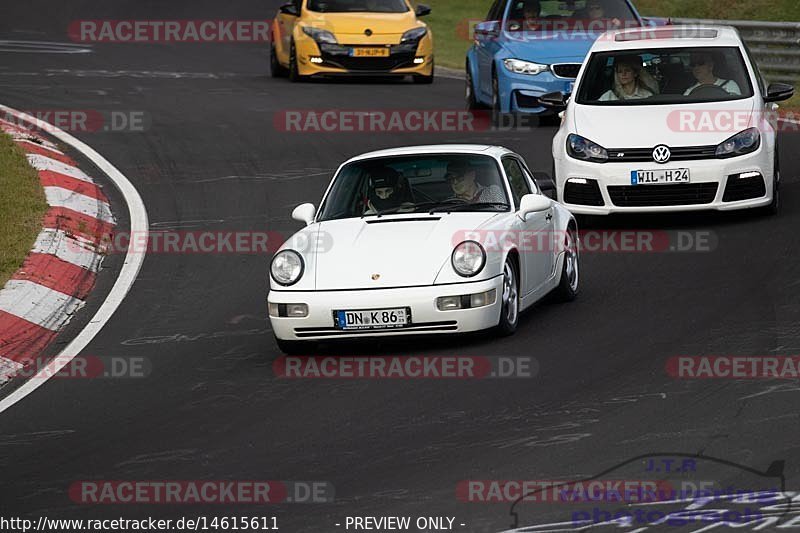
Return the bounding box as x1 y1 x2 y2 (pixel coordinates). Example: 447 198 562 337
27 153 92 182
0 280 85 331
33 229 103 272
44 186 114 224
0 104 148 414
0 357 24 384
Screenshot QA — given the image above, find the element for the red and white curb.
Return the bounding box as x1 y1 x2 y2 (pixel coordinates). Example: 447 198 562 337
0 118 115 383
0 105 147 412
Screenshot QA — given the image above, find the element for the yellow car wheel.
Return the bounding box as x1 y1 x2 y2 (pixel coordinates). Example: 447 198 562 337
288 40 307 83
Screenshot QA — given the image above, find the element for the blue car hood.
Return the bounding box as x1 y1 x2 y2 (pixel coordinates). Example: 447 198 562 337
500 32 599 63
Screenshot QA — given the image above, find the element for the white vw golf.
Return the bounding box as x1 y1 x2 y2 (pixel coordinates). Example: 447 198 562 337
268 145 579 353
548 25 794 215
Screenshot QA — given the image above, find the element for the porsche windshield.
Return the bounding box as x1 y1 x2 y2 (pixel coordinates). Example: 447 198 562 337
317 154 510 221
307 0 409 13
576 46 754 105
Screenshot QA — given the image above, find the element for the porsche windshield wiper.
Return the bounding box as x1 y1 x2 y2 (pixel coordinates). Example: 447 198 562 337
429 202 510 213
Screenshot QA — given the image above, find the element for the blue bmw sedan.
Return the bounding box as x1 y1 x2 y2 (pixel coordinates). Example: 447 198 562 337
466 0 656 115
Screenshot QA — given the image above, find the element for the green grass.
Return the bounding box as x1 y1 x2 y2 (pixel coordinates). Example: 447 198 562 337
424 0 487 69
634 0 800 21
0 133 47 288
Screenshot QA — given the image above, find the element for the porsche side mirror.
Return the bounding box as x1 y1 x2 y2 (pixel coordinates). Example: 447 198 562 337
292 203 316 226
518 194 551 221
415 4 431 17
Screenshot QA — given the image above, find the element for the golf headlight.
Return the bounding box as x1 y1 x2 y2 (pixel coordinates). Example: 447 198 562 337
503 59 549 75
451 241 486 278
401 27 428 43
270 250 304 286
302 26 338 44
567 133 609 163
716 127 760 158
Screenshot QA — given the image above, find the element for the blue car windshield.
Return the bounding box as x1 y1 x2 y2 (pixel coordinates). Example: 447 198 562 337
505 0 639 32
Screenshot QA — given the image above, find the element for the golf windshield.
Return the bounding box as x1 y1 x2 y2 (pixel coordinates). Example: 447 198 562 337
317 154 510 221
576 46 754 105
307 0 409 13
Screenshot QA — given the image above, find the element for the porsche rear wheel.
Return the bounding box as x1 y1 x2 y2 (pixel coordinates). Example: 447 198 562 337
496 258 520 336
552 226 579 301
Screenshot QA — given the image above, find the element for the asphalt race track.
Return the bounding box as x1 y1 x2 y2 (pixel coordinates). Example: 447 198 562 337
1 2 799 532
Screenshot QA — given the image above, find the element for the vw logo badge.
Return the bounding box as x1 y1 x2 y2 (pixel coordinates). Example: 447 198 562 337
652 145 671 164
364 28 373 36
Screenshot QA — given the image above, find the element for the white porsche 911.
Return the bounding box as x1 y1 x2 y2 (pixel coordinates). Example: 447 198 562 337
267 145 579 353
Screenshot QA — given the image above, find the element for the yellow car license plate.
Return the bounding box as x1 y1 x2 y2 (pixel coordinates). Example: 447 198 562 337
351 47 390 57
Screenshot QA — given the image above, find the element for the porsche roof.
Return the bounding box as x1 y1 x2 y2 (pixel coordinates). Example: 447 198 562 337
345 144 513 164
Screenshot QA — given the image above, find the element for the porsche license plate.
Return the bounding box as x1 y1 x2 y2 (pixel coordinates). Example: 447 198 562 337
334 308 410 330
631 168 690 185
351 47 390 57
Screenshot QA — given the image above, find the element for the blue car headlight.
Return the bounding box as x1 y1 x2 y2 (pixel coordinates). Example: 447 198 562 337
302 26 338 44
715 128 760 158
503 58 549 76
567 134 609 163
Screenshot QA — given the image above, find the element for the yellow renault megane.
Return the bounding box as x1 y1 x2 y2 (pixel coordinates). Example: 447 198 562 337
270 0 434 83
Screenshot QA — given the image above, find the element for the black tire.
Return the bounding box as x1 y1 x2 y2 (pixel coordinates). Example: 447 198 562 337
275 336 307 355
465 61 481 109
495 257 520 336
413 60 434 84
270 42 288 78
552 226 579 302
288 41 306 83
491 72 501 126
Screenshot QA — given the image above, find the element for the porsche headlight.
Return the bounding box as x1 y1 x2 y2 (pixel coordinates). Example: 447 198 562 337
503 59 549 76
567 133 609 163
401 27 428 43
716 127 760 158
270 250 304 286
302 26 338 44
452 241 486 278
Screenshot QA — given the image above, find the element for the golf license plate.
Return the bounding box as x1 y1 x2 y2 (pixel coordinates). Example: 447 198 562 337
631 168 690 185
351 47 390 57
334 307 410 330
